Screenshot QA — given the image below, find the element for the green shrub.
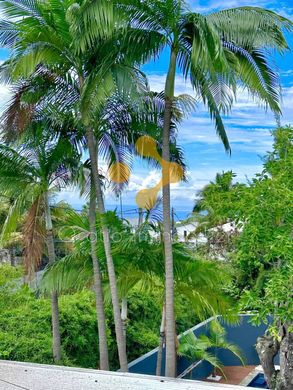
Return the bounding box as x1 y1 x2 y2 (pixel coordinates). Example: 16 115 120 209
0 265 203 368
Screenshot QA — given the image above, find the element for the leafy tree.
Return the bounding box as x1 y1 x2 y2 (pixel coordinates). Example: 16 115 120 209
0 264 200 369
237 127 293 390
0 265 113 367
189 127 292 389
234 128 292 288
188 171 244 259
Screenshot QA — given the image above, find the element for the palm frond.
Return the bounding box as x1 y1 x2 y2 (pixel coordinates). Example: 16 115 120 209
67 0 116 54
0 0 43 20
23 195 45 280
224 42 281 114
190 68 231 152
0 19 19 47
40 251 93 294
208 7 292 50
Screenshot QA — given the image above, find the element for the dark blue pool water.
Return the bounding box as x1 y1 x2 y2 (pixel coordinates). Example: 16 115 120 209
248 373 268 388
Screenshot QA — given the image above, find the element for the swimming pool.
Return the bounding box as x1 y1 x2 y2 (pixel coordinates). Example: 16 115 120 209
247 373 268 388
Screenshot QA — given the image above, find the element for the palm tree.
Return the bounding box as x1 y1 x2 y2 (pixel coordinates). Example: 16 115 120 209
42 213 235 373
0 131 79 363
1 53 190 372
0 0 148 370
178 320 244 379
88 180 110 370
188 171 244 258
124 2 292 375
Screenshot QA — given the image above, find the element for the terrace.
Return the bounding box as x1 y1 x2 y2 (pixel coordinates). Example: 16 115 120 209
128 314 271 387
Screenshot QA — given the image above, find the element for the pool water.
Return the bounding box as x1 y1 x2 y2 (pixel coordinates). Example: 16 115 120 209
248 373 268 388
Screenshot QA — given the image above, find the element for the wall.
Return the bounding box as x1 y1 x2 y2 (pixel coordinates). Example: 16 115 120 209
128 314 272 379
0 249 11 264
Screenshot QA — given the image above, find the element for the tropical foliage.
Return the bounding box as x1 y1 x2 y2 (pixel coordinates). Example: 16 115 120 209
188 127 293 389
0 0 292 386
178 320 244 377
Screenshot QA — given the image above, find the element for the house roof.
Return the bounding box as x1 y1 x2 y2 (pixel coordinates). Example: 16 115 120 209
0 360 248 390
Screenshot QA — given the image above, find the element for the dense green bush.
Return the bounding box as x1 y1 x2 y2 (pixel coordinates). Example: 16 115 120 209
0 267 103 366
0 265 197 368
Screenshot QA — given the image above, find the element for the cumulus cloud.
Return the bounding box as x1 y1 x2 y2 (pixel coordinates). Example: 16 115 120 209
148 73 293 155
56 74 291 209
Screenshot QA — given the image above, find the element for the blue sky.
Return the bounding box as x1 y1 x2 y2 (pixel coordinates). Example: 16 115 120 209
0 0 293 217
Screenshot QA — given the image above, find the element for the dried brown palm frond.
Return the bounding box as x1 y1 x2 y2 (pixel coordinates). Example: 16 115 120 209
22 196 45 281
1 81 35 142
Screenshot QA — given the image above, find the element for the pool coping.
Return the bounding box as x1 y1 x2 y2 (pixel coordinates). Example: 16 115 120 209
239 365 264 386
239 365 280 387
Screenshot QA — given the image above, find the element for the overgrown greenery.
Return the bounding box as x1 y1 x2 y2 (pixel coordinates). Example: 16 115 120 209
0 0 292 384
190 126 293 389
0 264 196 369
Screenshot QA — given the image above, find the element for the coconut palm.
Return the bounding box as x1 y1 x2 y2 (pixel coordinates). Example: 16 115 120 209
0 78 111 370
0 130 79 362
178 319 244 379
0 0 187 371
122 1 292 375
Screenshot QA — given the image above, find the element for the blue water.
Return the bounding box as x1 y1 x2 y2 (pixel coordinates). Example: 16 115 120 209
106 204 193 221
248 373 268 389
70 203 193 222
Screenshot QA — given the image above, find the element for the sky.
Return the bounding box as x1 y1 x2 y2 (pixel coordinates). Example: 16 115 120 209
0 0 293 218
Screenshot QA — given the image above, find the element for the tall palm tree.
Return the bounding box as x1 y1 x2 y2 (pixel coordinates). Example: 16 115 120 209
88 178 110 370
0 45 190 372
0 0 149 370
124 1 292 376
0 80 111 370
0 131 79 362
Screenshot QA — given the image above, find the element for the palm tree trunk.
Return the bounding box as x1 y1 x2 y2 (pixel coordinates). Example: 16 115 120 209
89 187 110 371
86 127 128 372
156 303 166 376
44 192 61 363
121 297 128 339
162 48 177 377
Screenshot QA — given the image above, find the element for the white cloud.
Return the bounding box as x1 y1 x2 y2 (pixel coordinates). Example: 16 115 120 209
281 69 293 77
148 73 293 155
55 75 292 209
113 160 264 208
189 0 293 18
